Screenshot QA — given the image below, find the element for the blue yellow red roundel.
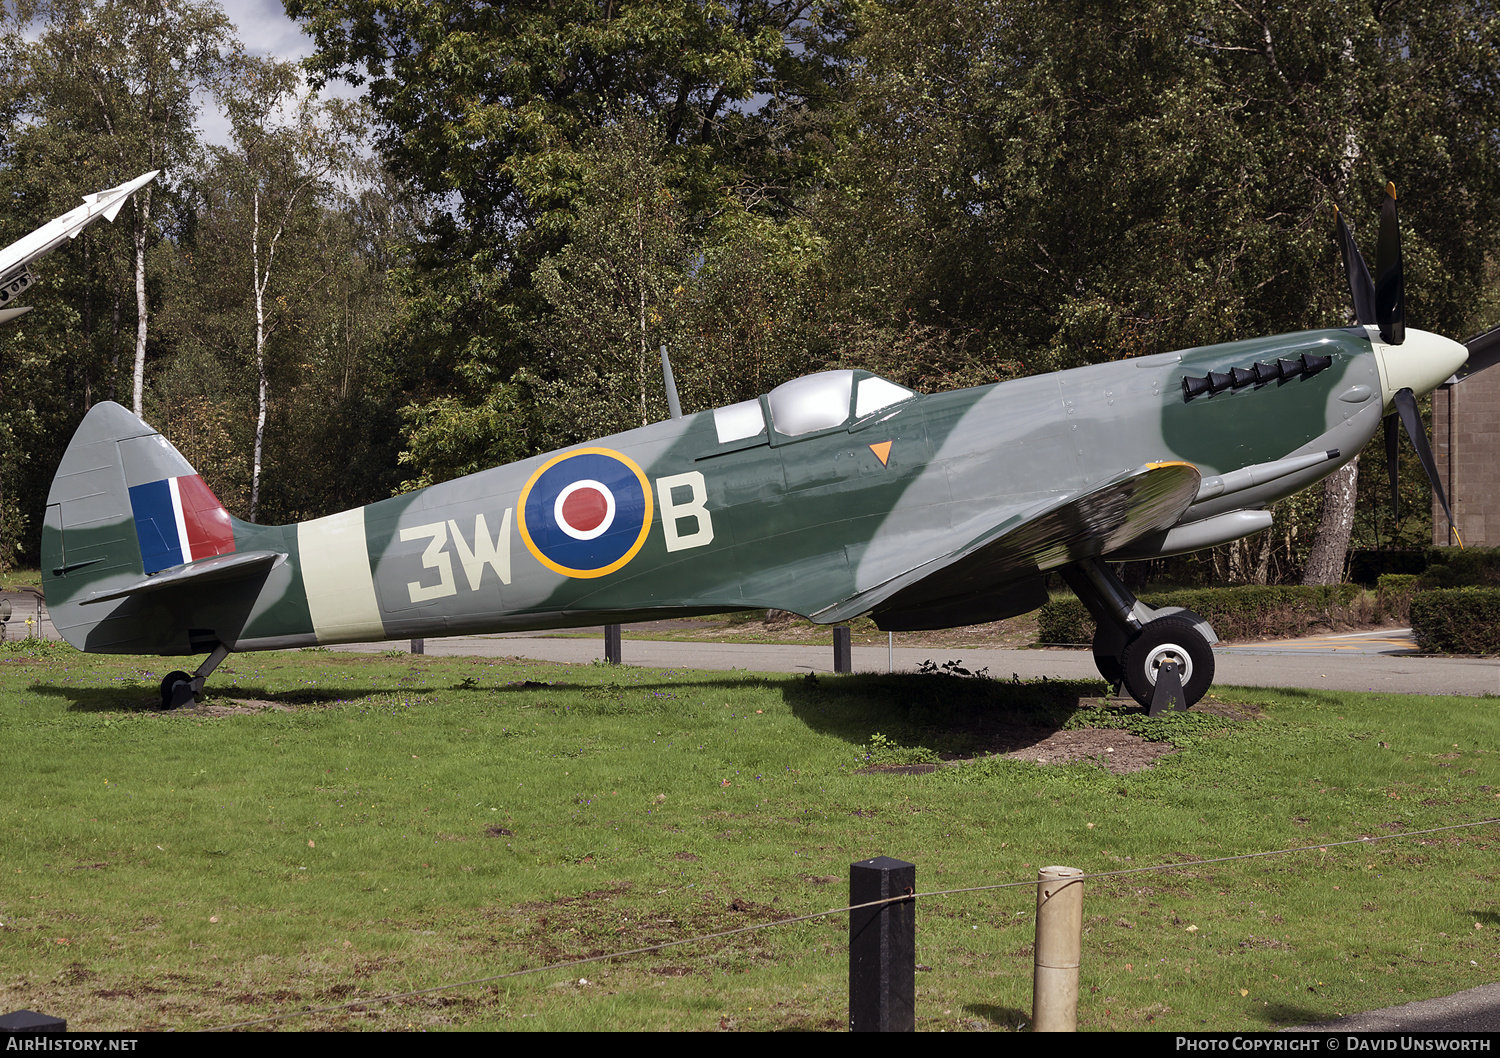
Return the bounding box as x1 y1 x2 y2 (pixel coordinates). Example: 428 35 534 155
517 448 654 578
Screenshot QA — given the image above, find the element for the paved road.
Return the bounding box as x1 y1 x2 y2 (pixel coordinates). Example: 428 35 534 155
9 590 1494 694
330 625 1500 697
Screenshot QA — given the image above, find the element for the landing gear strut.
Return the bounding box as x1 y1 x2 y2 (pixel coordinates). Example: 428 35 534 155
158 642 231 710
1061 558 1216 712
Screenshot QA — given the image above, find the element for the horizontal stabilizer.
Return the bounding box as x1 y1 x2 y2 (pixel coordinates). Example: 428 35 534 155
82 549 283 605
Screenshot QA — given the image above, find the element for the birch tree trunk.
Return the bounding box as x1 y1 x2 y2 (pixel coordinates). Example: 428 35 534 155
637 192 649 428
251 189 267 522
131 187 151 417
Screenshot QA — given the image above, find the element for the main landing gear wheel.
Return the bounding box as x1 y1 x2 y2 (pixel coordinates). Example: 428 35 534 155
1119 616 1214 710
1091 624 1125 689
159 670 195 710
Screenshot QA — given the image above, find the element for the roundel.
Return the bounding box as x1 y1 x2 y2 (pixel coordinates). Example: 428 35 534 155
517 448 653 578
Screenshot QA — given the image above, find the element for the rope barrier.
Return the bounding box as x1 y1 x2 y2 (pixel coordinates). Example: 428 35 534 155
202 815 1500 1031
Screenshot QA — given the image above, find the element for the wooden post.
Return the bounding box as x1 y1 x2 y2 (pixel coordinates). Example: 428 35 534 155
849 856 915 1031
605 624 622 665
1033 865 1084 1031
410 638 424 655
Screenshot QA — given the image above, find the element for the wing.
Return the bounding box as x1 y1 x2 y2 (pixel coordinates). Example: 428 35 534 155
811 461 1201 625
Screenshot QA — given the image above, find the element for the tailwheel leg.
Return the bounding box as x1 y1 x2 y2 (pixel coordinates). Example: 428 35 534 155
159 642 231 710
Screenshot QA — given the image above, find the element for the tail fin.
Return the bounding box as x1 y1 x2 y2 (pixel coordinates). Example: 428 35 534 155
43 402 242 652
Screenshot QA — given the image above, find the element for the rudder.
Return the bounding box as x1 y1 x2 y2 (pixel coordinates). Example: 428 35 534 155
43 402 238 651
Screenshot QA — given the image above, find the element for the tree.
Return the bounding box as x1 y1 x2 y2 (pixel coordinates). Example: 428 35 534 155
7 0 239 416
154 72 398 523
823 0 1500 583
530 116 689 442
289 0 848 480
214 57 368 519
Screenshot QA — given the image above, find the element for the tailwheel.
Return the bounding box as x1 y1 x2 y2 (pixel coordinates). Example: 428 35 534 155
159 670 196 710
1119 616 1215 710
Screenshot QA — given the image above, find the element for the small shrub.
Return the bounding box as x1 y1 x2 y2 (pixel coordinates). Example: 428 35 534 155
1377 574 1422 621
1410 588 1500 654
1421 546 1500 588
1037 599 1093 645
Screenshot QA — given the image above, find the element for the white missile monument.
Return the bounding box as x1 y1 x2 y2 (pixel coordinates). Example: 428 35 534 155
0 170 159 324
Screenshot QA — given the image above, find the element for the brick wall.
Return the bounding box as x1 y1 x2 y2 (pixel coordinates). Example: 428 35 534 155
1432 370 1500 546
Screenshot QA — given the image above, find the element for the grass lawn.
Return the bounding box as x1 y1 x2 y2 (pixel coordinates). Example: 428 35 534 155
0 641 1496 1031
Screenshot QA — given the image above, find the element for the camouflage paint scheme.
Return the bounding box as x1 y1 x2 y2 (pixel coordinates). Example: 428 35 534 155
43 322 1466 679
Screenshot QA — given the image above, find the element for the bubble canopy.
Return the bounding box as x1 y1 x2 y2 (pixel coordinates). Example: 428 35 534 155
765 371 915 437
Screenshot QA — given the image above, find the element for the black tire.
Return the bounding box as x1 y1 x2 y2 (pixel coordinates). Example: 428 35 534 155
1119 616 1215 709
159 670 193 710
1091 624 1125 688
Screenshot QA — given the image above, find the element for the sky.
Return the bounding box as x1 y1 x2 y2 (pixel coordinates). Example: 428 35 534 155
199 0 353 146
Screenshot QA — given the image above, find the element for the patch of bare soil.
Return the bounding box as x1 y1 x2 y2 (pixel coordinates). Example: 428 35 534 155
857 726 1171 776
177 698 294 718
857 696 1260 776
997 727 1172 773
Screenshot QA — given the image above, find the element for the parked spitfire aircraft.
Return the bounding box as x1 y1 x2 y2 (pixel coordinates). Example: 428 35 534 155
0 171 159 325
42 186 1496 710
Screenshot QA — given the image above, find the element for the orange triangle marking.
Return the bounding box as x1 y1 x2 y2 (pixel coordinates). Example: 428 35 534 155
869 441 892 466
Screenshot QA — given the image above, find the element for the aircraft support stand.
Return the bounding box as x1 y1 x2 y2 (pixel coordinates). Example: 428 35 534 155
1060 558 1215 710
834 626 852 673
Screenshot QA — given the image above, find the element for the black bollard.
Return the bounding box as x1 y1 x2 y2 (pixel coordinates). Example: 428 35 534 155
834 625 852 674
605 623 622 665
0 1010 66 1032
849 856 916 1031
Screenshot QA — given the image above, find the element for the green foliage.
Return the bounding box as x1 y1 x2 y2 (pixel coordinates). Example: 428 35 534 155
529 115 690 442
1038 585 1364 644
852 730 940 769
1410 588 1500 655
1420 546 1500 589
1376 573 1422 621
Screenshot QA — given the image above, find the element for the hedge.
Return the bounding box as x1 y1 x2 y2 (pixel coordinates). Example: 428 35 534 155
1409 588 1500 655
1376 574 1422 622
1419 546 1500 589
1037 585 1363 645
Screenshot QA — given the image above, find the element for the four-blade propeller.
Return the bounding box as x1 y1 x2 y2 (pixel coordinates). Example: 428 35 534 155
1336 183 1472 543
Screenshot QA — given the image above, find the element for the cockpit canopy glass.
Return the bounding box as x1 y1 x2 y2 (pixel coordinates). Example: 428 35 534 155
765 371 915 438
855 376 916 418
767 371 854 436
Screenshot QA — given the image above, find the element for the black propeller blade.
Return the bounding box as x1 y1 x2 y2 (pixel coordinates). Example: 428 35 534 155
1449 323 1500 384
1375 183 1405 346
1335 207 1376 328
1392 387 1456 540
1334 184 1404 345
1383 412 1401 523
1338 183 1441 537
